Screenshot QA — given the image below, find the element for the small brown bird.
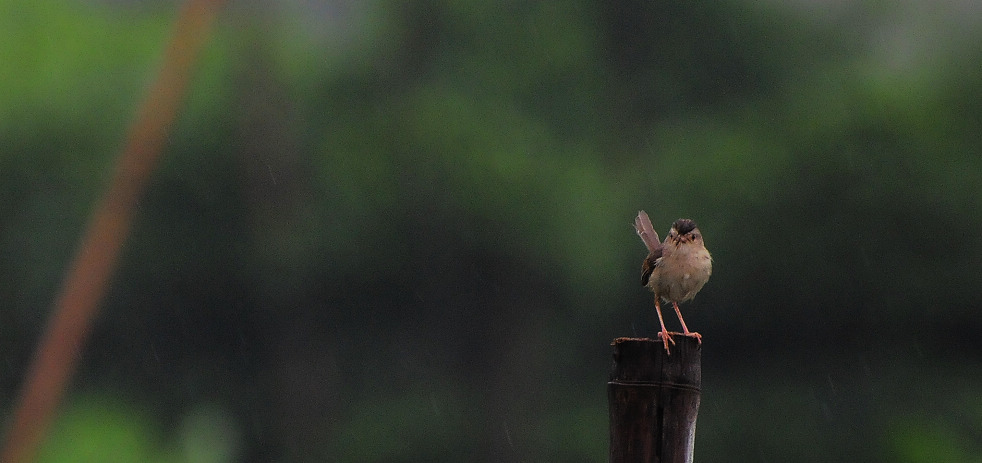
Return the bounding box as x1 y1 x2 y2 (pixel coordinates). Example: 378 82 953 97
634 211 712 353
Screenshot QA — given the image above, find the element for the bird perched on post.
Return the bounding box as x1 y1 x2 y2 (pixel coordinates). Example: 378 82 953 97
634 211 712 354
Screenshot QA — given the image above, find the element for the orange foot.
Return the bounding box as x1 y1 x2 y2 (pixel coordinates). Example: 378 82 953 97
657 330 676 354
683 331 703 344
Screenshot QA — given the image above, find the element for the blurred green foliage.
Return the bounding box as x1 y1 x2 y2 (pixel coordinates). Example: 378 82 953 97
37 395 166 463
36 394 239 463
2 0 982 461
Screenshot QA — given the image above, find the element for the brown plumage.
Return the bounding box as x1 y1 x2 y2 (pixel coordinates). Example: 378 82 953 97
634 211 712 354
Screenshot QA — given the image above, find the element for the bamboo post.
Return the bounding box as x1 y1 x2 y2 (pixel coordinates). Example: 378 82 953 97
608 336 701 463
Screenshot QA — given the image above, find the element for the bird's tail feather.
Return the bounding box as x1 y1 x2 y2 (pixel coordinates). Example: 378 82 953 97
634 210 660 252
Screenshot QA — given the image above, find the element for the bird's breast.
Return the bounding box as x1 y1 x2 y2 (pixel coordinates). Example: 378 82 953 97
654 248 712 302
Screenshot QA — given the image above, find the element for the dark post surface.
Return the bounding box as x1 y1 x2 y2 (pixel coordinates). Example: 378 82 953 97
608 337 701 463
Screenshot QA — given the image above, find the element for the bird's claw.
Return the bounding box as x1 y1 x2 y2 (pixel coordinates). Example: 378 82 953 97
657 331 676 354
684 331 703 344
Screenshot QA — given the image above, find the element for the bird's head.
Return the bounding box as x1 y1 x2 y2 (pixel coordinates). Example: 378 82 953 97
669 218 703 245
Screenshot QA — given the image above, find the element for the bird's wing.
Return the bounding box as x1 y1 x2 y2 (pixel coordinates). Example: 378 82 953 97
634 211 661 253
641 254 660 286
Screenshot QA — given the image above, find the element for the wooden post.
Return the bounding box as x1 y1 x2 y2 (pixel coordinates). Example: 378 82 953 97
608 337 701 463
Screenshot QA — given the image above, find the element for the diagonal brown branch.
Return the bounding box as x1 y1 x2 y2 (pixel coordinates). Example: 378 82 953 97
0 1 225 462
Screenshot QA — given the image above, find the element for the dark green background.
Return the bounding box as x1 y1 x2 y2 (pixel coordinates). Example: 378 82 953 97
2 1 981 461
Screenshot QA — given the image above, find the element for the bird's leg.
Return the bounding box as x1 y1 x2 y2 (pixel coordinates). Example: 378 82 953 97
655 298 675 353
673 302 702 344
